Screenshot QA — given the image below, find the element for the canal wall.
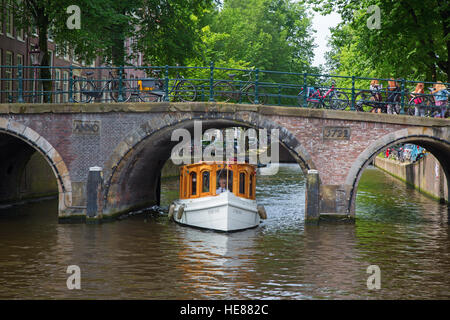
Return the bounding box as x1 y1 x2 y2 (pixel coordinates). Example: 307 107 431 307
374 155 448 203
161 161 180 179
18 152 58 202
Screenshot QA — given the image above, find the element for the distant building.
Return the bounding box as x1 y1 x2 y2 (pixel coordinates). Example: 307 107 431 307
0 6 145 103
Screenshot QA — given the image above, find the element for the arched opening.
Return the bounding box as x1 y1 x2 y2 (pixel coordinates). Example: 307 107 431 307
347 133 450 218
0 120 72 220
0 132 58 214
103 117 315 220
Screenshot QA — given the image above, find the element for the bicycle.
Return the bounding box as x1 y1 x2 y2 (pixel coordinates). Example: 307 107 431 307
405 89 435 116
355 86 404 114
355 87 385 112
213 72 268 104
71 69 132 103
297 80 349 110
130 69 197 102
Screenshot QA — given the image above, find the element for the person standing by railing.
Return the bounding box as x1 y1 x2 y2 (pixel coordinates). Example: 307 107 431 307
432 82 448 118
370 79 383 113
386 79 400 114
412 83 425 116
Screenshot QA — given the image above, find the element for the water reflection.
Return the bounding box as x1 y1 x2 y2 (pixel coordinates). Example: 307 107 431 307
0 164 449 299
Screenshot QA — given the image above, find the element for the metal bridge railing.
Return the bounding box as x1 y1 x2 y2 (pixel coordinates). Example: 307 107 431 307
0 64 448 117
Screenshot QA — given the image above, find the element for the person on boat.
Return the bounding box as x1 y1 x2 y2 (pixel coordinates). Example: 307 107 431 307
216 177 228 194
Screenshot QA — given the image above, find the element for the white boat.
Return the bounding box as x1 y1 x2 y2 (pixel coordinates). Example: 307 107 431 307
169 162 267 232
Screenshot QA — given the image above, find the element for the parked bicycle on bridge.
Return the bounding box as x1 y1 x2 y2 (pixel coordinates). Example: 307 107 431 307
71 69 132 103
355 79 403 114
297 79 349 110
130 69 197 102
213 71 268 104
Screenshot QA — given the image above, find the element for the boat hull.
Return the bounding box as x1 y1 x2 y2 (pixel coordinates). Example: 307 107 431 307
172 192 260 232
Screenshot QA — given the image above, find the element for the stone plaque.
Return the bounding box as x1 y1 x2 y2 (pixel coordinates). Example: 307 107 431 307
73 120 100 135
323 127 350 140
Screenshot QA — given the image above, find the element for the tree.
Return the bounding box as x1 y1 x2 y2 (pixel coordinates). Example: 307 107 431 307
310 0 449 82
207 0 317 74
135 0 215 66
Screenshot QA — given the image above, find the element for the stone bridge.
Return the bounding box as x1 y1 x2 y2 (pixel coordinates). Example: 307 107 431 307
0 102 449 223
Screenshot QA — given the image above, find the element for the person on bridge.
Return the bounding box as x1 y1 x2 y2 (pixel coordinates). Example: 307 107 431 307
432 82 448 118
386 79 400 114
412 83 425 117
370 80 383 113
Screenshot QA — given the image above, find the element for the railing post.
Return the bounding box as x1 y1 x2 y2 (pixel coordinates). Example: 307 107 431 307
254 68 259 104
278 85 281 106
17 64 24 103
238 81 242 104
209 61 214 102
118 66 124 102
68 65 74 103
400 78 405 114
303 73 307 108
164 65 170 102
351 76 356 111
201 84 205 102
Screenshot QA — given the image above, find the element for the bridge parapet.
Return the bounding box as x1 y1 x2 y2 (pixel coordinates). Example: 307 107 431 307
0 102 449 223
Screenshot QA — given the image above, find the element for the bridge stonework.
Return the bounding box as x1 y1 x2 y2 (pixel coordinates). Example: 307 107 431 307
0 102 449 223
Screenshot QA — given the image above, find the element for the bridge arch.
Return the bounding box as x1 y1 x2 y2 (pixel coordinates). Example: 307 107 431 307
102 113 316 216
345 127 450 214
0 119 72 214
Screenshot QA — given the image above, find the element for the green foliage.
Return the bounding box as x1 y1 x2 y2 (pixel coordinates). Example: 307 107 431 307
209 0 317 74
311 0 449 82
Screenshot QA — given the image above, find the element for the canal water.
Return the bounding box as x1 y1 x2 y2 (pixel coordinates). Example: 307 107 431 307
0 164 449 299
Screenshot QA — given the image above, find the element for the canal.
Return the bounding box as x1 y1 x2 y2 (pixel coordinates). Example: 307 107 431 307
0 164 449 299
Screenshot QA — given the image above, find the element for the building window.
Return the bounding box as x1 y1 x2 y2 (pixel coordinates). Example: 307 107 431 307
5 51 14 100
16 54 23 67
0 8 3 35
0 50 2 102
15 0 24 40
6 0 14 37
16 28 24 41
16 54 23 81
63 71 69 103
55 69 61 103
48 50 53 67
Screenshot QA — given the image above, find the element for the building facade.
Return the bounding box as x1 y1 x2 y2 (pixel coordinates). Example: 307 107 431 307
0 4 146 103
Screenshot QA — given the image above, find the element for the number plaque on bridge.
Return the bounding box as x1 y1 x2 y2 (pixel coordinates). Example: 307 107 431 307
73 120 101 135
323 127 351 140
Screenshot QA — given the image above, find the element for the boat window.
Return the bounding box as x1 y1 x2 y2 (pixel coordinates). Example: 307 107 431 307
190 172 197 196
216 169 233 193
202 171 210 193
239 172 246 195
249 173 254 197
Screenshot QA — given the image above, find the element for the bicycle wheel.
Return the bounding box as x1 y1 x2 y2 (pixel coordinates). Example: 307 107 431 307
110 79 132 102
136 91 163 102
325 91 349 110
71 79 95 103
176 80 197 102
297 91 321 108
354 91 375 112
406 96 417 115
406 95 430 116
213 81 234 102
245 84 268 105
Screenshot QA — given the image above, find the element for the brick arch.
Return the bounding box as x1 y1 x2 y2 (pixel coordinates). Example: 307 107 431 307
0 119 73 212
345 127 450 215
102 112 316 216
